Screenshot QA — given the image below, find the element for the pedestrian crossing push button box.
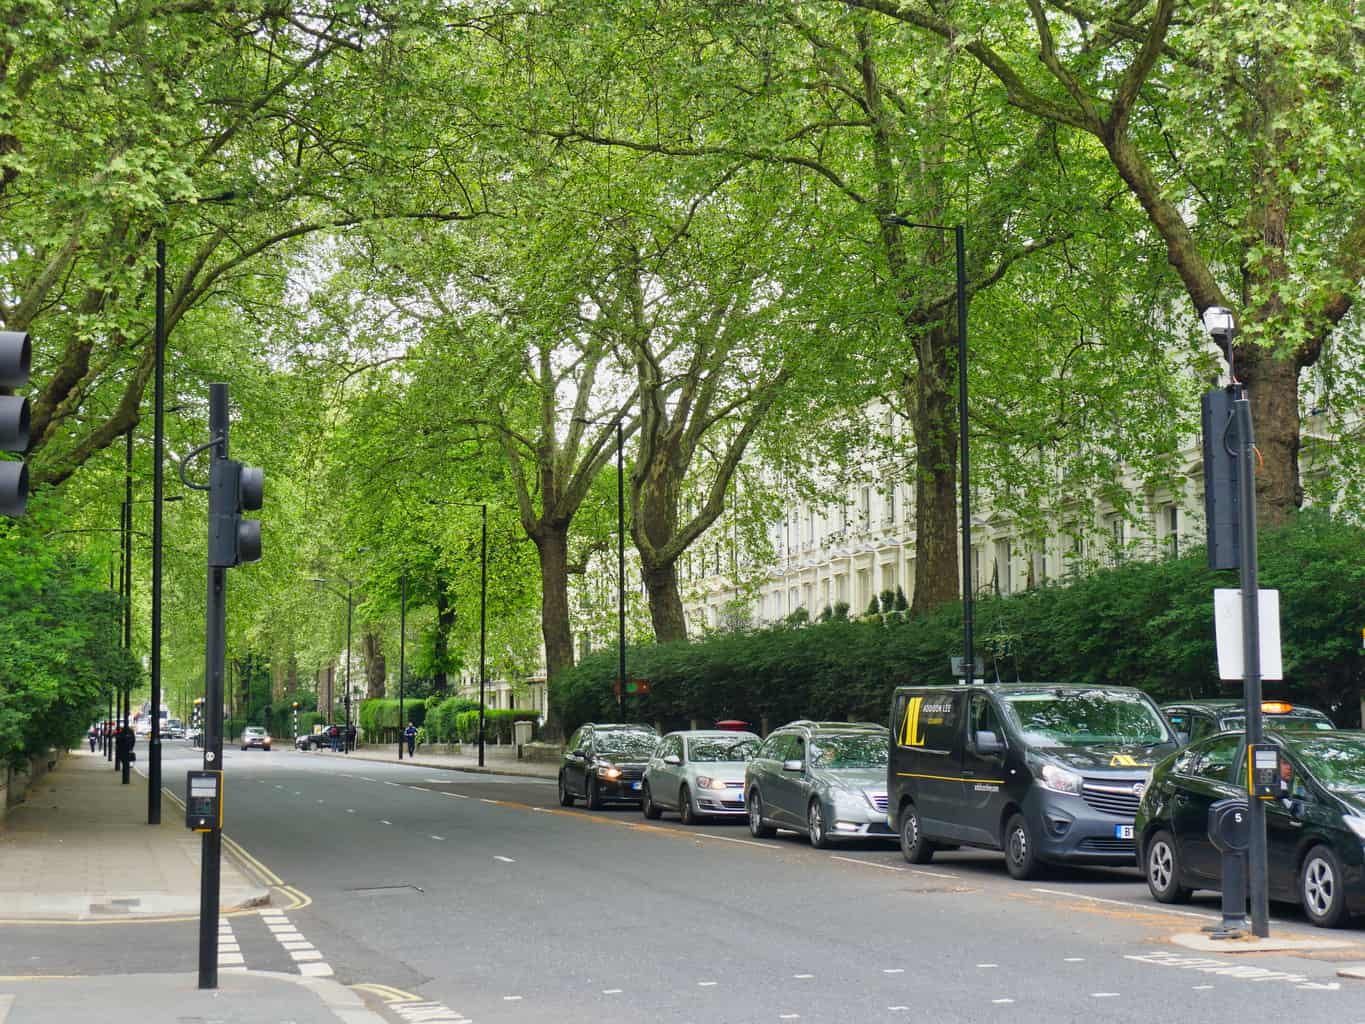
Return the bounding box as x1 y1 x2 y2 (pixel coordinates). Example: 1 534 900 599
1248 743 1279 800
186 770 223 831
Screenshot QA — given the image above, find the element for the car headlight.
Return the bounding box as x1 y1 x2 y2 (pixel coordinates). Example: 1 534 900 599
1344 816 1365 841
696 776 728 791
264 736 271 743
598 765 621 780
1038 764 1083 796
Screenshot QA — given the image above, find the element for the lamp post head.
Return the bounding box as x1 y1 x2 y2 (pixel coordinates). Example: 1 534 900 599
1201 306 1236 339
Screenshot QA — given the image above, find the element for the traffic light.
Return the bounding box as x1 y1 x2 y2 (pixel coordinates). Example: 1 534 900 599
1200 387 1240 570
0 330 30 517
208 457 263 567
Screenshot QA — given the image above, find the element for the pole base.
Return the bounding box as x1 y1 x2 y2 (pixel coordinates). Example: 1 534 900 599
1205 919 1250 939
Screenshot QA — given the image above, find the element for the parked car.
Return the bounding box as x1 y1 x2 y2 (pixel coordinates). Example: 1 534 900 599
746 721 893 847
163 718 185 739
1162 699 1335 746
559 723 660 809
642 730 761 824
887 684 1180 878
240 726 272 751
1136 729 1365 927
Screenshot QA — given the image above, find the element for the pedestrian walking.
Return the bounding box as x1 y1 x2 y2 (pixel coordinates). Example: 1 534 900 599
115 725 135 766
345 723 357 753
328 723 340 752
404 721 417 757
88 725 98 752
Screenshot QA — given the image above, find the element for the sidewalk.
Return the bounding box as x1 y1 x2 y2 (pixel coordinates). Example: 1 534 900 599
314 742 559 780
0 749 267 921
0 970 387 1024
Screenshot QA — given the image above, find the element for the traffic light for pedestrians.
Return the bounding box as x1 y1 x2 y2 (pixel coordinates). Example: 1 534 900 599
208 457 263 567
0 330 30 517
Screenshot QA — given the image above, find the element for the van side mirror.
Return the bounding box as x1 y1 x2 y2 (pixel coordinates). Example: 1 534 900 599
1176 731 1190 746
663 754 682 766
782 759 805 773
974 730 1005 755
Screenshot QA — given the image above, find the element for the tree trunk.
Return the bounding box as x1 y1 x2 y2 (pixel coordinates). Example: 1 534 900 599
362 628 386 699
909 324 961 615
433 579 454 696
1238 346 1302 526
534 522 575 704
642 561 687 643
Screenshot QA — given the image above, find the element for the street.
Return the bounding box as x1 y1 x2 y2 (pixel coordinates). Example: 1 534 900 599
6 741 1361 1024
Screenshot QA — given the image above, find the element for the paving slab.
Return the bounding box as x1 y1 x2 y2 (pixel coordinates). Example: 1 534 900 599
0 970 389 1024
1171 931 1351 953
0 750 268 922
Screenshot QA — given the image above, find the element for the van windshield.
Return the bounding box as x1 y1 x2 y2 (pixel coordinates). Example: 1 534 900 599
1001 690 1170 747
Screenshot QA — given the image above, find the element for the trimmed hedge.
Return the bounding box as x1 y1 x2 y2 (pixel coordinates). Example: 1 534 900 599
551 514 1365 737
453 708 540 744
425 697 482 743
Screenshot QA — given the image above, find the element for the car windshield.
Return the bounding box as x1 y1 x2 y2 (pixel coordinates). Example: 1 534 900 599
596 732 658 758
1290 737 1365 791
1001 690 1170 747
809 733 889 769
688 737 759 763
245 727 265 736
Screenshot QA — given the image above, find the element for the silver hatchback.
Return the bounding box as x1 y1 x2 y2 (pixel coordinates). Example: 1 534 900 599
745 722 893 847
642 730 761 824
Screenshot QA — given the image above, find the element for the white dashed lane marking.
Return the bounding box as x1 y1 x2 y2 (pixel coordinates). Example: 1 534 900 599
431 835 446 841
698 981 717 987
993 999 1015 1005
494 855 515 863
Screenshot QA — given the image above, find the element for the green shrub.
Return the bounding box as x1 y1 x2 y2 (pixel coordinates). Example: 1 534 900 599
548 514 1365 736
454 708 539 743
428 697 482 742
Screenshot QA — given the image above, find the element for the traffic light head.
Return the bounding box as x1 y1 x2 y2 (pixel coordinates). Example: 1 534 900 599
208 457 263 566
0 330 31 518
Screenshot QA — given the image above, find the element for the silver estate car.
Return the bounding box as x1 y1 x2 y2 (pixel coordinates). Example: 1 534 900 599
745 721 893 848
641 730 761 824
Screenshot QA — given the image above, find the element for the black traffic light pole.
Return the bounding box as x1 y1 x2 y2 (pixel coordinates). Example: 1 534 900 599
122 427 133 786
197 383 230 989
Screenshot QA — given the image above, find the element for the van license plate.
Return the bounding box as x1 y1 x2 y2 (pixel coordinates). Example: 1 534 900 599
1114 824 1134 840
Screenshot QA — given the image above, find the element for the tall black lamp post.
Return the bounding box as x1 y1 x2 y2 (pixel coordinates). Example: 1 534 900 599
885 217 972 680
309 577 354 750
398 566 406 760
617 422 626 710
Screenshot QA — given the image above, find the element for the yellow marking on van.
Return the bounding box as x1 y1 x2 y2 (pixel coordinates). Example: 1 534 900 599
895 771 1006 784
900 697 926 747
1109 754 1148 768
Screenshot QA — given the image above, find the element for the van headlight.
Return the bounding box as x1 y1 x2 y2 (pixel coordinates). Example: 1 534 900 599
1038 764 1083 796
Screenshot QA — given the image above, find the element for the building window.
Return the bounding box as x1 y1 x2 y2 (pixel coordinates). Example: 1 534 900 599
883 483 896 525
859 487 872 528
1107 515 1125 565
1166 505 1180 559
857 568 871 609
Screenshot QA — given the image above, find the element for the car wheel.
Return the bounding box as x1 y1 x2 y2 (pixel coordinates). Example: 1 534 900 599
1004 812 1043 880
1145 829 1192 904
586 777 604 811
748 790 776 838
679 785 698 826
807 799 831 849
240 745 247 752
1301 845 1350 928
899 803 935 864
264 746 271 752
641 783 661 819
558 773 576 807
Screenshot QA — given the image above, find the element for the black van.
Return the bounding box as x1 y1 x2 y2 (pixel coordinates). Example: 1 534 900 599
887 684 1180 879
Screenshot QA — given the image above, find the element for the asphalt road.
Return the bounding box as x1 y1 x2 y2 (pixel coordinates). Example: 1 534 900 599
10 740 1365 1023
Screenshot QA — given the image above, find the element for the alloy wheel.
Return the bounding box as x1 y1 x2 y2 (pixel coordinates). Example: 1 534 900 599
1304 857 1335 918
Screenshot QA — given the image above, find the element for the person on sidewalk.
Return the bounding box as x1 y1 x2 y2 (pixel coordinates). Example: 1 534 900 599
345 723 356 753
404 721 417 757
328 723 340 752
115 725 135 767
88 726 98 752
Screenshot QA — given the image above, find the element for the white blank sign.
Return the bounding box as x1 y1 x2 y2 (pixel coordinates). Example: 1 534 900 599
1214 588 1283 681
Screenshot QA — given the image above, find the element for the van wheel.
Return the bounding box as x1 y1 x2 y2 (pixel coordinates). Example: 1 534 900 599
899 804 935 864
641 783 661 819
1301 845 1350 928
1004 813 1043 880
748 790 776 838
1145 830 1191 903
558 773 576 807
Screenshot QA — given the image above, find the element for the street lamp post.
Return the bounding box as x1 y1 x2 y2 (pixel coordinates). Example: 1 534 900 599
617 422 626 712
398 567 407 760
148 238 167 823
121 426 133 785
309 577 354 752
478 504 487 768
885 217 973 681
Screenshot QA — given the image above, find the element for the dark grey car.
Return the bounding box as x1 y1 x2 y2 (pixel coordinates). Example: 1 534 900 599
745 721 893 848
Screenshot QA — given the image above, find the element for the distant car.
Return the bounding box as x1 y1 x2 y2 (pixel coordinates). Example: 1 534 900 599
642 730 761 824
745 721 893 847
240 726 271 751
1136 729 1365 927
558 723 660 809
1162 700 1335 745
164 718 185 739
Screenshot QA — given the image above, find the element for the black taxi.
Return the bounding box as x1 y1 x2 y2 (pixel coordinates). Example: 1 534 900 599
887 684 1179 879
1161 700 1335 746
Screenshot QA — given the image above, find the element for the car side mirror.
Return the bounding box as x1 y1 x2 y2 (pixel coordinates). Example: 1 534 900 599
663 754 682 766
569 749 586 760
782 759 805 773
974 730 1005 755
